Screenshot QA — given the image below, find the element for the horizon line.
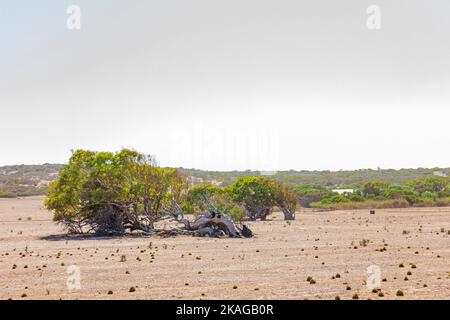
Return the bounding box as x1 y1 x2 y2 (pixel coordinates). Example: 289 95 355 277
0 162 449 174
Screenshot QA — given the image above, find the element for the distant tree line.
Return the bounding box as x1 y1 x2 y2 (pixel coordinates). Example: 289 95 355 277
2 162 448 199
178 167 449 187
292 176 450 210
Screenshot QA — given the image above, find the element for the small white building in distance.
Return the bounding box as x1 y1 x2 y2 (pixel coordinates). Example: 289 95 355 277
433 171 448 177
188 176 204 187
332 189 354 195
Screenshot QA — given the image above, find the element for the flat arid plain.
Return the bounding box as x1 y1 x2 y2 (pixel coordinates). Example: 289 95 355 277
0 196 449 300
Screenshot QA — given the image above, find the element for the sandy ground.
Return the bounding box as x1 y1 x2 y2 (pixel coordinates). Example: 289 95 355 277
0 196 449 300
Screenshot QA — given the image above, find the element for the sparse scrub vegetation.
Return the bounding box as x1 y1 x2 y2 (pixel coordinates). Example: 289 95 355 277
2 152 450 300
359 239 370 247
306 176 450 210
3 162 449 212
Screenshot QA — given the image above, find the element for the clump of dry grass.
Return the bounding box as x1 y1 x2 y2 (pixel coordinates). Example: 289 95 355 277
359 239 370 247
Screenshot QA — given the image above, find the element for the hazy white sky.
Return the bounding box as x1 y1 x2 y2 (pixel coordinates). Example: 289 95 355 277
1 0 449 171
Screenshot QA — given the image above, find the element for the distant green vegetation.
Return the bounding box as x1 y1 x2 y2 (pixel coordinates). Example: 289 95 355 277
301 176 450 210
1 162 449 211
178 167 450 187
0 190 16 198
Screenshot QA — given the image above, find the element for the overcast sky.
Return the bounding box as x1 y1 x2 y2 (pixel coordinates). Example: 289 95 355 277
1 0 449 171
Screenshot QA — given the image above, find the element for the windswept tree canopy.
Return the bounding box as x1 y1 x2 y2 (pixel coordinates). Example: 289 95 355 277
362 180 390 197
271 181 297 220
45 149 300 236
227 177 297 220
408 176 449 195
227 177 277 220
45 149 187 235
186 184 246 221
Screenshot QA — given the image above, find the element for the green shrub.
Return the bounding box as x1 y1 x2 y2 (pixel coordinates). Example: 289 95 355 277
0 191 16 198
291 184 334 208
363 181 390 197
431 197 450 207
409 176 449 194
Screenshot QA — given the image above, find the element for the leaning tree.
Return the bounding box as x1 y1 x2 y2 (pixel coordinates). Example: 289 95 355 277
271 181 297 220
45 149 250 237
227 176 277 220
186 184 246 221
227 176 297 221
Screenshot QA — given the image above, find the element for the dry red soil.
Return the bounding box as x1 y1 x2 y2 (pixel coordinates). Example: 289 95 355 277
0 196 449 300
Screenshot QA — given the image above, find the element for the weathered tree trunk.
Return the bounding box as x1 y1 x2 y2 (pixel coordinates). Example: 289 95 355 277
162 198 253 238
259 208 272 221
189 210 241 237
282 208 295 220
247 206 271 221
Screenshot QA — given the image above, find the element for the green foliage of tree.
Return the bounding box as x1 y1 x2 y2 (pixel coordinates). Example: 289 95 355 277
271 181 297 220
227 177 278 220
420 191 439 200
291 184 334 207
186 184 246 221
45 149 187 235
226 177 297 220
346 192 365 202
319 194 350 205
186 185 225 213
408 176 449 196
381 184 418 204
362 180 390 197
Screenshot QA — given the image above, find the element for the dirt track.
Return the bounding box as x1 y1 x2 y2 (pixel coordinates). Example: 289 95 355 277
0 196 449 300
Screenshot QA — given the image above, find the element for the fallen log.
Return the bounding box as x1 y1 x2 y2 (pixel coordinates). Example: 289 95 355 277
162 198 253 238
189 210 242 237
